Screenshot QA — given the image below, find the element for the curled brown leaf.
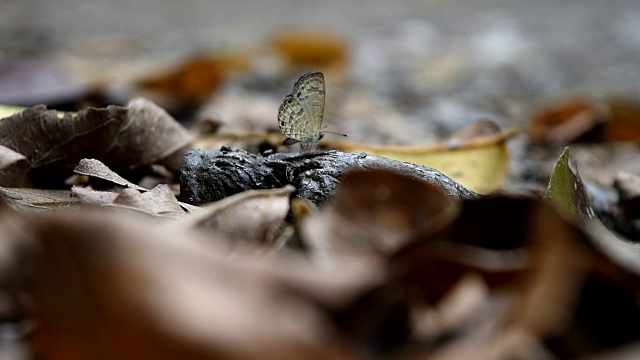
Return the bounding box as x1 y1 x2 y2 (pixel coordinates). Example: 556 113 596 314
0 98 193 187
302 169 460 265
170 185 296 249
0 210 366 360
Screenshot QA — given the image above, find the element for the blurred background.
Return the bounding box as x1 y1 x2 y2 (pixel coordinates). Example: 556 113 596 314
1 0 640 145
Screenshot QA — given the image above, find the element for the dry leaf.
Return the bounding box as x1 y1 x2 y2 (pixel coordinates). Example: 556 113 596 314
269 30 349 72
569 143 640 187
71 186 119 205
74 158 147 191
110 185 185 219
196 90 281 134
302 169 459 266
170 185 295 248
0 145 30 187
73 158 197 215
510 202 640 358
529 98 609 145
0 98 193 187
0 187 78 212
135 53 251 107
390 192 640 358
0 209 366 360
332 124 518 194
608 98 640 143
390 197 536 306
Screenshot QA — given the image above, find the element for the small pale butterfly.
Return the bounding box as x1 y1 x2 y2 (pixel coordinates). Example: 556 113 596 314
278 72 345 152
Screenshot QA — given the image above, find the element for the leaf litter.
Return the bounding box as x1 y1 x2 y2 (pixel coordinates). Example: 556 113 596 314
2 31 640 359
0 98 193 188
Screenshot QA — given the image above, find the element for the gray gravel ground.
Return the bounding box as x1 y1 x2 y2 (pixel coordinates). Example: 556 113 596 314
2 0 640 134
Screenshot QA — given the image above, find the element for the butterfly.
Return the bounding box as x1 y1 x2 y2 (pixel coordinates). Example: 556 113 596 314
278 72 345 152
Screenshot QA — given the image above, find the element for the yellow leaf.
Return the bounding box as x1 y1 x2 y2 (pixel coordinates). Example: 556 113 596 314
331 128 519 194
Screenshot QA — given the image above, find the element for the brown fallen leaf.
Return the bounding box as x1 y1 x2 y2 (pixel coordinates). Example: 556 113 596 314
0 209 368 360
169 185 295 249
73 158 198 215
332 123 518 194
390 197 536 306
135 53 252 108
401 149 640 358
301 169 459 266
388 191 640 359
71 186 119 205
107 185 186 219
71 185 190 220
528 98 609 145
0 145 30 187
0 187 79 212
608 98 640 143
74 158 147 191
196 90 282 135
269 30 349 73
0 98 193 188
508 202 640 358
569 143 640 187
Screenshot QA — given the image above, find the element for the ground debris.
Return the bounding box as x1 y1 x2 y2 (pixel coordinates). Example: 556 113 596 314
180 147 479 206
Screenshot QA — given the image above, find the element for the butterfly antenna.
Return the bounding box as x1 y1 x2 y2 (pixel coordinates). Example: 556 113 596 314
322 130 348 137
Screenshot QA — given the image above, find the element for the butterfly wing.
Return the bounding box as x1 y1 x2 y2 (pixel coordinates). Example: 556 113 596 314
278 72 325 145
278 95 311 144
292 72 325 137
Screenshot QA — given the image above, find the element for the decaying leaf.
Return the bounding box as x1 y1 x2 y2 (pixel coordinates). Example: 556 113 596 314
269 30 349 72
135 53 252 107
72 158 197 215
108 185 186 219
569 143 640 187
301 169 460 265
389 193 640 358
0 145 30 187
528 97 640 146
195 90 282 134
169 185 295 249
0 187 79 212
332 124 518 194
529 98 609 145
71 186 119 205
0 98 193 188
71 185 188 219
608 98 640 144
74 158 147 191
0 209 371 360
